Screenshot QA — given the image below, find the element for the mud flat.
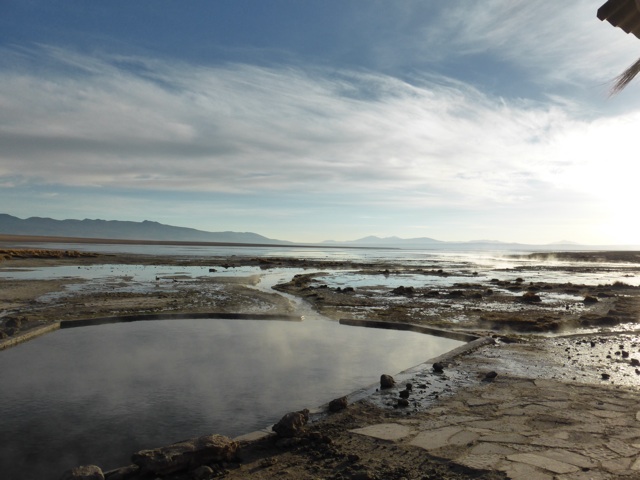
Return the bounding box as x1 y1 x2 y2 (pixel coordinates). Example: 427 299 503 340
3 247 640 479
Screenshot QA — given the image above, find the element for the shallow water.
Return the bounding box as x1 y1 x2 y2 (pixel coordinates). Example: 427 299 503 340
0 317 462 479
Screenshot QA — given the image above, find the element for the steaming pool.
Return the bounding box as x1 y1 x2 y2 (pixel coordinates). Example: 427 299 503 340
0 317 463 478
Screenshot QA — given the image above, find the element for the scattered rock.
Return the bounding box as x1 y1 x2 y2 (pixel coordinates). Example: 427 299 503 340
601 373 611 380
328 396 348 412
483 371 498 380
272 409 310 438
521 292 542 303
59 465 104 480
131 434 238 476
391 286 414 296
3 316 23 329
583 295 599 304
380 374 395 389
399 389 410 399
432 362 445 373
397 398 409 407
631 358 640 367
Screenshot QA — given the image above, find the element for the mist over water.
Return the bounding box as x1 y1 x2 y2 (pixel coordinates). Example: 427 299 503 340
0 318 461 479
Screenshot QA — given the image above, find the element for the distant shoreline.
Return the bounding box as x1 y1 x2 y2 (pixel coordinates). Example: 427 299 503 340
0 233 394 250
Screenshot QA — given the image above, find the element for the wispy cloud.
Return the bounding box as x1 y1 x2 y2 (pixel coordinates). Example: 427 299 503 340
1 39 639 243
0 47 596 199
406 1 640 92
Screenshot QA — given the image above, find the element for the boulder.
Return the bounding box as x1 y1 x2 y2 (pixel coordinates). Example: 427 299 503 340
131 434 238 476
380 374 395 389
272 409 310 438
432 362 444 373
328 396 348 412
59 465 104 480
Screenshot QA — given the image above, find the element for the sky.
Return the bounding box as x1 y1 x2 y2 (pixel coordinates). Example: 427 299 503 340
2 1 640 245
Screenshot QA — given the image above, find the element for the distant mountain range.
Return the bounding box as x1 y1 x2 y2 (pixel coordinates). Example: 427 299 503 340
0 213 596 250
322 235 585 250
0 214 291 245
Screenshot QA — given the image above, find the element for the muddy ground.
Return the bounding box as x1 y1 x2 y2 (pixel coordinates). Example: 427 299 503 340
2 248 640 479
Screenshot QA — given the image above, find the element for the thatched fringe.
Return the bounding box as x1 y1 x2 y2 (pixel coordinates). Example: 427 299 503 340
611 56 640 95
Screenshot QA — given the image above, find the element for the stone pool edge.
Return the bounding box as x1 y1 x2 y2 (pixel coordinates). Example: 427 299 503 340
0 312 302 351
232 320 493 444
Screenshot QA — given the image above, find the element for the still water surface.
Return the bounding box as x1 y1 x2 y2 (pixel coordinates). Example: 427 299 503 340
0 317 462 478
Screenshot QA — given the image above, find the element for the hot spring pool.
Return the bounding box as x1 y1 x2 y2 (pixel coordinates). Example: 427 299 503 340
0 318 463 478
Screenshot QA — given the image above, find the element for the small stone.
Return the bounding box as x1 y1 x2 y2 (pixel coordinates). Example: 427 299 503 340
328 396 348 412
432 362 445 373
380 374 395 389
59 465 104 480
601 373 611 380
272 409 310 438
397 398 409 407
399 389 410 399
484 371 498 380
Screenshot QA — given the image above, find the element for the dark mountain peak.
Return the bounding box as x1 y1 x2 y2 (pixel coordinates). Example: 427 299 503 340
0 213 290 245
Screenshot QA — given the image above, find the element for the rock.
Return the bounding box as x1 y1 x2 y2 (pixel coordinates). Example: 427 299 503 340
521 292 542 303
380 374 395 389
601 373 611 380
272 409 310 438
583 295 599 304
3 316 23 329
622 351 630 358
631 358 640 367
399 389 410 399
59 465 104 480
328 396 348 412
432 362 444 373
102 464 138 480
405 383 413 391
391 286 414 296
191 465 214 480
131 434 239 476
208 268 217 272
397 398 409 407
484 371 498 380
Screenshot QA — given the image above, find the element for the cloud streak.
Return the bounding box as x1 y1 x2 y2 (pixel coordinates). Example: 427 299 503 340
1 46 607 205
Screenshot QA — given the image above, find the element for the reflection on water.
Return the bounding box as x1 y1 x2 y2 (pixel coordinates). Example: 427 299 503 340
0 318 462 479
